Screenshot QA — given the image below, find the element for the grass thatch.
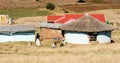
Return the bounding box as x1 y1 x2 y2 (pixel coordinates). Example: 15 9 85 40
61 15 113 32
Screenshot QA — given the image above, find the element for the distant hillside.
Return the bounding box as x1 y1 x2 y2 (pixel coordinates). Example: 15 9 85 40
104 0 120 3
39 0 120 4
0 0 120 9
0 0 42 9
86 0 120 4
40 0 78 5
60 4 120 12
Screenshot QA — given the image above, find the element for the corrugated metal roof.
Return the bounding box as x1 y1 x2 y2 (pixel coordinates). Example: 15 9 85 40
47 15 63 22
55 14 84 24
40 22 62 29
90 14 105 23
0 25 36 32
47 14 106 24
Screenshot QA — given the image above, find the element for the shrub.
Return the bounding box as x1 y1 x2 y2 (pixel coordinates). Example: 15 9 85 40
62 9 69 13
46 3 55 10
35 0 40 2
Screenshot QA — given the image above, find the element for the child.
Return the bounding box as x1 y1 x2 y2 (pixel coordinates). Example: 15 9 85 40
52 42 57 48
60 40 67 47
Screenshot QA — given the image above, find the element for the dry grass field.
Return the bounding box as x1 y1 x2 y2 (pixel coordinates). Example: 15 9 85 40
0 30 120 63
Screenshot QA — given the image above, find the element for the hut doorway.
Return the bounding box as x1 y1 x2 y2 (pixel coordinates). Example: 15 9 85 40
88 32 98 41
62 31 65 37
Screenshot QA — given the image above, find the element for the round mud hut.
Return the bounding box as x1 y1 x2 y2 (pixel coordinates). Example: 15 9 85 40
61 14 114 44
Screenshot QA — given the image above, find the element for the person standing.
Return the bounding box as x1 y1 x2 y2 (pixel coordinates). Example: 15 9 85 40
52 42 57 48
35 33 42 47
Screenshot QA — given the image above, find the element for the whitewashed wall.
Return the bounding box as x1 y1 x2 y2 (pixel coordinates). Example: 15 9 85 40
0 34 35 42
97 31 111 43
64 31 89 44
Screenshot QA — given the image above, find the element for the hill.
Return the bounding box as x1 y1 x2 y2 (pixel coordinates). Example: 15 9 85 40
0 0 42 9
0 0 120 9
60 4 120 12
40 0 120 5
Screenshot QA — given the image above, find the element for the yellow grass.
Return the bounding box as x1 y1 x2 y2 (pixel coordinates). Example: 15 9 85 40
0 43 120 63
0 30 120 63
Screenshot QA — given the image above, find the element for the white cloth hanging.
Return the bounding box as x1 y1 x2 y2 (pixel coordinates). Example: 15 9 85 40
36 39 40 46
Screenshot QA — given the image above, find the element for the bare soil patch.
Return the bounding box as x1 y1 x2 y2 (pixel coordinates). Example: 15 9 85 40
60 4 120 12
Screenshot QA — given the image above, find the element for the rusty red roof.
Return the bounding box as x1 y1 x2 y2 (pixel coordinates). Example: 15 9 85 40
55 14 84 24
47 15 63 22
90 14 106 23
47 14 106 24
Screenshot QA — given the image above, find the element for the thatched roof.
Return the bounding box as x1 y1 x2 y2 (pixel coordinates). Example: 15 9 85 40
0 25 36 32
40 22 62 29
61 15 114 32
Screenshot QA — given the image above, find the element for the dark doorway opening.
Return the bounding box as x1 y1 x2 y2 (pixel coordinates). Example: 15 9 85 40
88 32 98 41
48 22 54 23
62 30 65 37
77 0 86 3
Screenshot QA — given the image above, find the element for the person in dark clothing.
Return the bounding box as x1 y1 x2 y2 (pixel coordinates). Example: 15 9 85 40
60 43 64 47
111 39 115 43
36 33 40 38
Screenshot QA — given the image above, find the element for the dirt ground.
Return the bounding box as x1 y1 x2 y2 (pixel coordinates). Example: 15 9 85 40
60 4 120 12
14 16 46 27
0 0 43 9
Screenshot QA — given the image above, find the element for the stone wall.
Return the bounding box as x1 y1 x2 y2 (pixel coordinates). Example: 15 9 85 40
40 28 63 42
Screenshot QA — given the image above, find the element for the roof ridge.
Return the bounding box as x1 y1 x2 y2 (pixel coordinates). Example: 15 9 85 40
54 15 65 23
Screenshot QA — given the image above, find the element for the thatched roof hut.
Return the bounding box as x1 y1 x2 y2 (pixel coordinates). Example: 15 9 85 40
61 14 113 32
61 14 114 44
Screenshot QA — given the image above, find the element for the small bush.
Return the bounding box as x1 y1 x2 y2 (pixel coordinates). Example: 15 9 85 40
35 0 40 2
46 3 55 10
35 0 38 1
62 9 69 13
